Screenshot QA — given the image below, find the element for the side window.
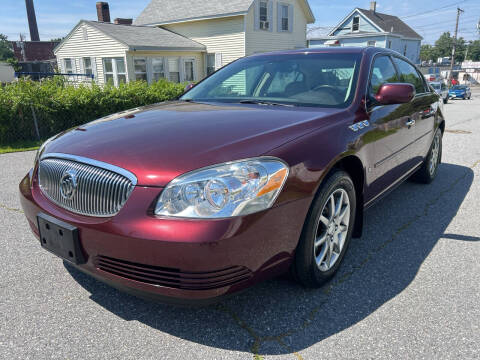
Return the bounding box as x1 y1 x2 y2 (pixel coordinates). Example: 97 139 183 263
369 56 398 95
392 57 425 94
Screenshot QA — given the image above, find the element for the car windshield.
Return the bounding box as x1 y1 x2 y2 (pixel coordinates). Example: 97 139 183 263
181 53 362 108
451 86 465 90
430 83 441 90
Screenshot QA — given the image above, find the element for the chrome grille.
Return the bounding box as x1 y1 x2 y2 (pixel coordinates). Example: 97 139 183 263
38 155 135 217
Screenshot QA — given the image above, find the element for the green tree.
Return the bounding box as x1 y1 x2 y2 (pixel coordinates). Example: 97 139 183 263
420 44 438 61
433 32 466 62
0 34 14 61
466 40 480 61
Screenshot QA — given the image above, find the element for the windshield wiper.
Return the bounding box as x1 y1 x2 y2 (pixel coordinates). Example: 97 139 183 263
239 100 295 107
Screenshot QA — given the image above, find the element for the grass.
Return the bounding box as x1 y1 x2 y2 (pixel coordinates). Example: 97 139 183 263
0 140 41 154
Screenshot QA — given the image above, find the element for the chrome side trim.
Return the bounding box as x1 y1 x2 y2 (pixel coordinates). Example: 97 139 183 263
40 153 137 186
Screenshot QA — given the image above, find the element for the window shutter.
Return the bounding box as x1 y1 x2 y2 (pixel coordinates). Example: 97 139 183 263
254 0 260 30
75 58 81 73
215 53 223 70
267 0 273 32
288 4 294 33
277 3 282 32
58 59 63 73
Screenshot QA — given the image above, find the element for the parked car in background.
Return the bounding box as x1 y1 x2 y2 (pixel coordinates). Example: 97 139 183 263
19 47 445 304
424 73 440 83
429 82 448 104
449 85 471 100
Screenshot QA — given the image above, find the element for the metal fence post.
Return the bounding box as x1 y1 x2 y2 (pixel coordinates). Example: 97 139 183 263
30 105 41 141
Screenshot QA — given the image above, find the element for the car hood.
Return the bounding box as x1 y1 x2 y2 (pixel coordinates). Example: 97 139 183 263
44 101 345 187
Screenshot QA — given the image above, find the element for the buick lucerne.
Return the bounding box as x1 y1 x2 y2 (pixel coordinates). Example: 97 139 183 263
19 47 445 304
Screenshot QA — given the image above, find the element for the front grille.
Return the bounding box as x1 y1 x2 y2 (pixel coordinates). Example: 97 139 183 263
38 156 135 217
95 255 253 290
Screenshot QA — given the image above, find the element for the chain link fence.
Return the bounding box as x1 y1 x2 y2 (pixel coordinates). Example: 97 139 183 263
0 77 185 149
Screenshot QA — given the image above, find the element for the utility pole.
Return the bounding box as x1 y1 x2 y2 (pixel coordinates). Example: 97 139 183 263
449 7 464 86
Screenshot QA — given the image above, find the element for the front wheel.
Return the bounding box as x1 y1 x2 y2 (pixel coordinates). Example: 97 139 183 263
411 129 442 184
443 97 448 104
292 170 356 287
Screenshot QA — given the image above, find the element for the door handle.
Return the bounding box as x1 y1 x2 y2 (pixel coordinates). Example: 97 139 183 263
406 119 416 127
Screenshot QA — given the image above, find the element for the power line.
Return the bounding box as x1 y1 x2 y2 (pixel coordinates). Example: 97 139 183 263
399 0 472 20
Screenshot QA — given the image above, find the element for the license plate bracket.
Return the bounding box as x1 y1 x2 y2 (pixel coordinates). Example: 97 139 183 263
37 213 86 265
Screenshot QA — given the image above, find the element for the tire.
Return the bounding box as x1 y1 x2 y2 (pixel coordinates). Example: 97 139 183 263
292 170 356 288
443 97 448 104
411 129 442 184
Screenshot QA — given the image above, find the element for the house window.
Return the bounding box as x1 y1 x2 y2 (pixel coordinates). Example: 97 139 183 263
152 57 165 82
281 5 289 31
206 54 216 76
134 58 147 81
259 1 269 30
352 16 360 32
103 58 126 86
83 58 93 76
367 40 376 47
184 59 195 82
168 57 181 83
64 58 74 74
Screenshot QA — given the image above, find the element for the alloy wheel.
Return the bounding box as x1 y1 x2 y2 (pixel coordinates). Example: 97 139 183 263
429 132 441 176
314 188 350 272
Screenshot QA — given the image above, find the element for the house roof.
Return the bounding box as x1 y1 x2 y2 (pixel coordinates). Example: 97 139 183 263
134 0 315 26
55 20 206 53
357 8 423 40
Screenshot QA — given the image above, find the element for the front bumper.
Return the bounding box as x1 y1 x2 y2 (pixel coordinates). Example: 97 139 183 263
19 170 310 304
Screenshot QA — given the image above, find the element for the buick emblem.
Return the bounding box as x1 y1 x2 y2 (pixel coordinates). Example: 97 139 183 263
60 170 78 200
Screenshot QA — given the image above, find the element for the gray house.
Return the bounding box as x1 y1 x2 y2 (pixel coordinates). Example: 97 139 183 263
308 2 423 64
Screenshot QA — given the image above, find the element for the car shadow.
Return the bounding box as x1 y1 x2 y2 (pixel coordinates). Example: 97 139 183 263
65 162 475 355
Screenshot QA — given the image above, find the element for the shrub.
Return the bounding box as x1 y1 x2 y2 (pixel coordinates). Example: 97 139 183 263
0 77 185 146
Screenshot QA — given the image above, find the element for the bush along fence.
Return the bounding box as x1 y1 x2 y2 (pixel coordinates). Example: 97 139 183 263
0 77 186 147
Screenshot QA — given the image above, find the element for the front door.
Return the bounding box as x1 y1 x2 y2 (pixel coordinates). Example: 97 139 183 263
391 56 437 166
364 55 418 202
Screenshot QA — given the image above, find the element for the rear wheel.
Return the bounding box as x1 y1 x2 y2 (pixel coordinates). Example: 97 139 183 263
411 129 442 184
292 170 356 287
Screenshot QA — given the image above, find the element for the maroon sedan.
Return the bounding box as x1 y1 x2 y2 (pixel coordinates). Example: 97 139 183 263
19 47 444 304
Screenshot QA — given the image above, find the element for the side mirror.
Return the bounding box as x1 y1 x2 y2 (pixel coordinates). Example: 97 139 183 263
375 83 415 105
184 83 195 92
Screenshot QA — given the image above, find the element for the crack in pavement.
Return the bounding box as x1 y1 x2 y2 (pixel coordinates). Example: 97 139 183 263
0 202 23 213
218 159 479 360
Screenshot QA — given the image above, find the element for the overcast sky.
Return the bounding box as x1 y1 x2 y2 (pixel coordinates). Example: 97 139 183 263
1 0 479 44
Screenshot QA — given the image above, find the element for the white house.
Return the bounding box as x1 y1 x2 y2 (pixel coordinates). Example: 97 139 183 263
308 2 423 64
54 0 315 85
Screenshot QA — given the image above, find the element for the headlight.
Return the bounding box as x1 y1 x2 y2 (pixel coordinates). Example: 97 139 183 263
155 157 289 219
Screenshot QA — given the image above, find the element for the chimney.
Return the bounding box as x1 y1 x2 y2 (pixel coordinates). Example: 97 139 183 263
25 0 40 41
96 2 111 23
370 1 377 12
114 18 133 25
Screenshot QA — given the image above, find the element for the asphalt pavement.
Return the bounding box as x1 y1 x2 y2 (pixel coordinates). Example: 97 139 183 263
1 90 479 359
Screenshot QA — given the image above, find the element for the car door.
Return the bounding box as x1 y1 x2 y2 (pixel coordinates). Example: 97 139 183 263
364 54 419 201
392 57 437 165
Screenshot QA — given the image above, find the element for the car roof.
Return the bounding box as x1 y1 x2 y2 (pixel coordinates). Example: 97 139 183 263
248 46 405 59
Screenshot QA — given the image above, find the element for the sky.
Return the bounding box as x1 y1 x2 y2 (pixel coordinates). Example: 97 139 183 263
1 0 479 44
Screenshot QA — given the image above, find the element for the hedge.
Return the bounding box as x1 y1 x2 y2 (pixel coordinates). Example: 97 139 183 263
0 77 186 146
